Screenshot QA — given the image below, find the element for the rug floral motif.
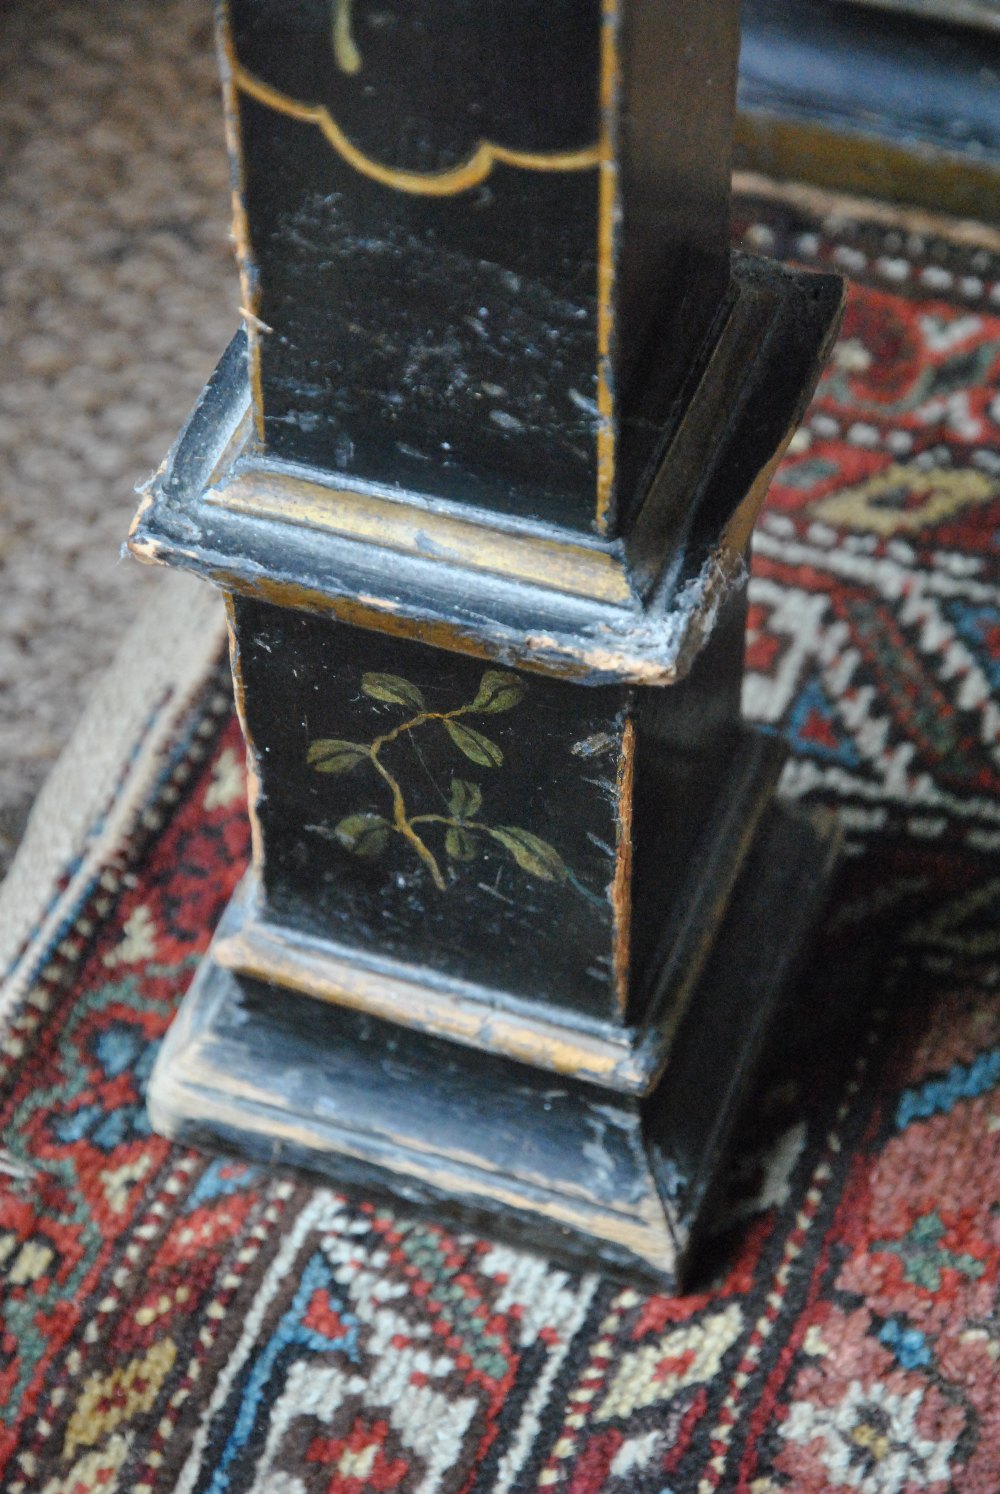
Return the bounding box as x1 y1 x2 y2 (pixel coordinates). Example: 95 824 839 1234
2 198 1000 1492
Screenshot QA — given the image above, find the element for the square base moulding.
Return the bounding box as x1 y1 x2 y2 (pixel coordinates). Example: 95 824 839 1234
147 778 839 1288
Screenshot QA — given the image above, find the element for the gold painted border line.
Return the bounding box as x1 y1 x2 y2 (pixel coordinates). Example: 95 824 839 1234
231 60 600 197
205 469 634 606
611 715 635 1015
223 593 268 879
595 0 619 534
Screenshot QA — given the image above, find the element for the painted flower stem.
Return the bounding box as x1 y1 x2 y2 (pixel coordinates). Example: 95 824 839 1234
366 704 482 892
366 752 446 890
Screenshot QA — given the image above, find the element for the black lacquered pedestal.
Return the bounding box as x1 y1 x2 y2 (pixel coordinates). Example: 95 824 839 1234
129 0 844 1285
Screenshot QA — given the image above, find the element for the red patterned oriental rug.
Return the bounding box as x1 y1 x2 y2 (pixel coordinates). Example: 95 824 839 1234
2 185 1000 1493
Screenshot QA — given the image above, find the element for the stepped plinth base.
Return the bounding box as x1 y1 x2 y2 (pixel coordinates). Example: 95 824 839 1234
149 776 838 1287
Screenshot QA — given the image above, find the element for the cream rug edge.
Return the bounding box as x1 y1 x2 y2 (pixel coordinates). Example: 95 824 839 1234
0 570 227 1020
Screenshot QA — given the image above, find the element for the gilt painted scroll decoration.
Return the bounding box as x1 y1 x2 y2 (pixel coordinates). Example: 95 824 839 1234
220 0 619 529
228 0 604 197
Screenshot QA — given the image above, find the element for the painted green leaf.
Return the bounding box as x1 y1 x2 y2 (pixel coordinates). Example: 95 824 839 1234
334 812 392 857
489 826 567 881
471 669 526 715
361 673 425 711
448 778 483 819
445 826 478 862
307 739 370 774
444 720 503 767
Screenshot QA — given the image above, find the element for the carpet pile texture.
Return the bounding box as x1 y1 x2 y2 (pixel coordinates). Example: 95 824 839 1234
0 0 231 871
2 196 1000 1492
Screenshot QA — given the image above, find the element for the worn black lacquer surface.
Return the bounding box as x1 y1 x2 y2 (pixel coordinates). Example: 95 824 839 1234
235 596 630 1021
132 0 846 1281
149 795 839 1284
226 0 740 532
233 581 755 1030
232 0 603 525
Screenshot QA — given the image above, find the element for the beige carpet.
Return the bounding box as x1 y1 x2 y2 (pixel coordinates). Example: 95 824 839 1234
0 0 234 873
